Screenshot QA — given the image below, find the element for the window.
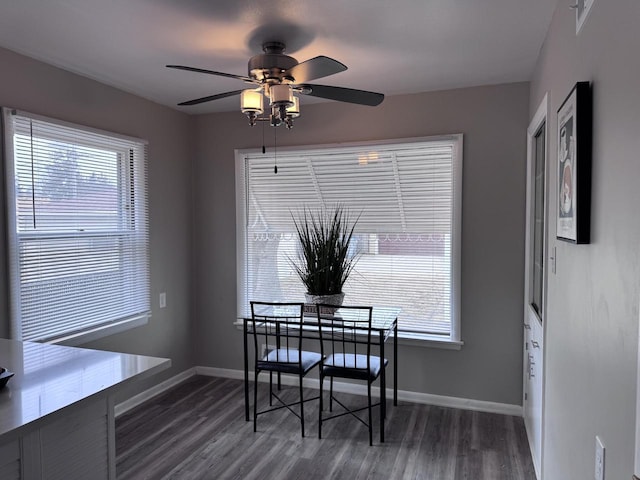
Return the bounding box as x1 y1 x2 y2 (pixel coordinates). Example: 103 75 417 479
3 109 150 343
531 123 546 319
235 136 462 341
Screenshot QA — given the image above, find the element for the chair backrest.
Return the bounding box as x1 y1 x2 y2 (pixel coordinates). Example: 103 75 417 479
316 304 374 373
249 301 306 367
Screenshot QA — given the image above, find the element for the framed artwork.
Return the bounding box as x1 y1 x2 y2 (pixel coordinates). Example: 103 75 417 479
556 81 592 244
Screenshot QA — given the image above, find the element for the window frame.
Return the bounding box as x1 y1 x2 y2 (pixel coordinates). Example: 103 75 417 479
3 108 151 345
235 136 463 346
530 123 546 321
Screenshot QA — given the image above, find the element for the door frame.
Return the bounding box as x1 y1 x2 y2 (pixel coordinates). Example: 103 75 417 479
523 93 549 479
524 94 550 323
635 309 640 477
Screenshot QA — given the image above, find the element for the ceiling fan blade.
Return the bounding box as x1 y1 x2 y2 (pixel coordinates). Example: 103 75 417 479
167 65 254 83
284 56 347 83
297 84 384 106
177 89 244 106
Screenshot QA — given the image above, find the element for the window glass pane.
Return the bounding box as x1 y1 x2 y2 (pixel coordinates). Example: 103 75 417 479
237 138 461 338
4 110 150 342
531 124 545 319
13 136 121 232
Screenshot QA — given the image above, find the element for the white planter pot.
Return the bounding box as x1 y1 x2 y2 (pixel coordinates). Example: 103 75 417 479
304 292 345 316
304 292 345 307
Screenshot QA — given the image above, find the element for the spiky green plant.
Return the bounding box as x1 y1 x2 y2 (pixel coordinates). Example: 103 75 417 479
291 205 359 295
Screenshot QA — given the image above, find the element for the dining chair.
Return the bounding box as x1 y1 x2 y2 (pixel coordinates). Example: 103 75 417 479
249 301 322 437
316 304 388 445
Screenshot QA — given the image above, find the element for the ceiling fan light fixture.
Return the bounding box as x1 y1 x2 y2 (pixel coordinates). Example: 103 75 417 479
241 89 263 126
240 89 263 114
286 95 300 118
269 84 293 107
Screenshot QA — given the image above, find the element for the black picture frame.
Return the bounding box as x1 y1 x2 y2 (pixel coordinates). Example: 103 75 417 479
556 81 592 244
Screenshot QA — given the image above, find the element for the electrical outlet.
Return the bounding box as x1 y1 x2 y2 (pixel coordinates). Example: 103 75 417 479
159 292 166 309
595 436 605 480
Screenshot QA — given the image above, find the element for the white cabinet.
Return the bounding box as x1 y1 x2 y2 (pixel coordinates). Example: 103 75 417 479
39 400 112 480
0 439 21 480
0 399 112 480
523 317 543 477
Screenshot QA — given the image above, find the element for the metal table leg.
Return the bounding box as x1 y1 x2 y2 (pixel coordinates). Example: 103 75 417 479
394 320 398 406
243 319 249 421
380 330 386 443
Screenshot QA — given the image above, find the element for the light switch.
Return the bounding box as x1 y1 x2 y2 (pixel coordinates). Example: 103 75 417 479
159 292 166 309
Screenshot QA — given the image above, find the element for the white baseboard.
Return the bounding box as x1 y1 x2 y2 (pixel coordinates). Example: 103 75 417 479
114 367 196 417
398 389 522 416
115 366 521 418
195 366 522 417
196 366 244 380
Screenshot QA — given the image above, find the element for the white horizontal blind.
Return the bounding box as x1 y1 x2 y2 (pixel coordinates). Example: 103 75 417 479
3 109 150 342
236 137 462 339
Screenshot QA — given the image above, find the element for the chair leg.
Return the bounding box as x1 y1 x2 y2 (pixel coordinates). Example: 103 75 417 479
380 389 385 443
380 370 386 443
381 366 386 420
254 369 259 433
269 371 273 406
367 381 373 446
299 373 305 437
329 377 334 412
318 374 324 439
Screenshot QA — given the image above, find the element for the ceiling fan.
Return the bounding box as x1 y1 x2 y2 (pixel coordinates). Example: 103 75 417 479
167 41 384 128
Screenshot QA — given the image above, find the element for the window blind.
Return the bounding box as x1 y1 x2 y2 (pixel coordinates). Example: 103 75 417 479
3 109 150 342
236 137 462 339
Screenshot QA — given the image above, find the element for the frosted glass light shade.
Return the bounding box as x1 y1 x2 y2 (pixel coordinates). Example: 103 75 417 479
286 96 300 117
269 84 293 106
241 90 263 113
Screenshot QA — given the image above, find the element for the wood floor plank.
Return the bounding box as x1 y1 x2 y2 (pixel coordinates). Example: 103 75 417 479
116 376 536 480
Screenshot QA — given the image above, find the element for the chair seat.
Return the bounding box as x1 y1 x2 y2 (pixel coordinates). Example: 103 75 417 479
323 353 388 381
258 348 322 375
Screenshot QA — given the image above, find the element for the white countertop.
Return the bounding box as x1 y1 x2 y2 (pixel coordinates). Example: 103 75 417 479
0 338 170 438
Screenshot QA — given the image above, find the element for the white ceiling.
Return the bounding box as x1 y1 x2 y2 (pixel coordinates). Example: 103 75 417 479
0 0 557 115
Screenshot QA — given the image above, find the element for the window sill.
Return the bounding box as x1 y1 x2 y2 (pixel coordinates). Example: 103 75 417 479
48 314 150 347
396 332 463 350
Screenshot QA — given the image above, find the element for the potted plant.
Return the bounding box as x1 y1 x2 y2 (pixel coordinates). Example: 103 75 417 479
291 205 359 307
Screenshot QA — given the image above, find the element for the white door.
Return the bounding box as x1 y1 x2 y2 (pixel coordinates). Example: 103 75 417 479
523 94 548 479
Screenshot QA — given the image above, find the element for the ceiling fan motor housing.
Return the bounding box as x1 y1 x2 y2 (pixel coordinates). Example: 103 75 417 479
248 41 297 82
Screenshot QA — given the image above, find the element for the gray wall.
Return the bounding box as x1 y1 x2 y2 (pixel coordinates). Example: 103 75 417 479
193 82 530 405
5 3 640 473
529 0 640 478
0 47 195 397
0 42 533 410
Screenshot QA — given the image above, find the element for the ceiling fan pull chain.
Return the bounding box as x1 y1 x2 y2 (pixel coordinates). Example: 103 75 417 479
274 127 278 174
262 118 266 155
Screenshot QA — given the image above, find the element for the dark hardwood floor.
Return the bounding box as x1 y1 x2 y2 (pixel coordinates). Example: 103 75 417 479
116 376 536 480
